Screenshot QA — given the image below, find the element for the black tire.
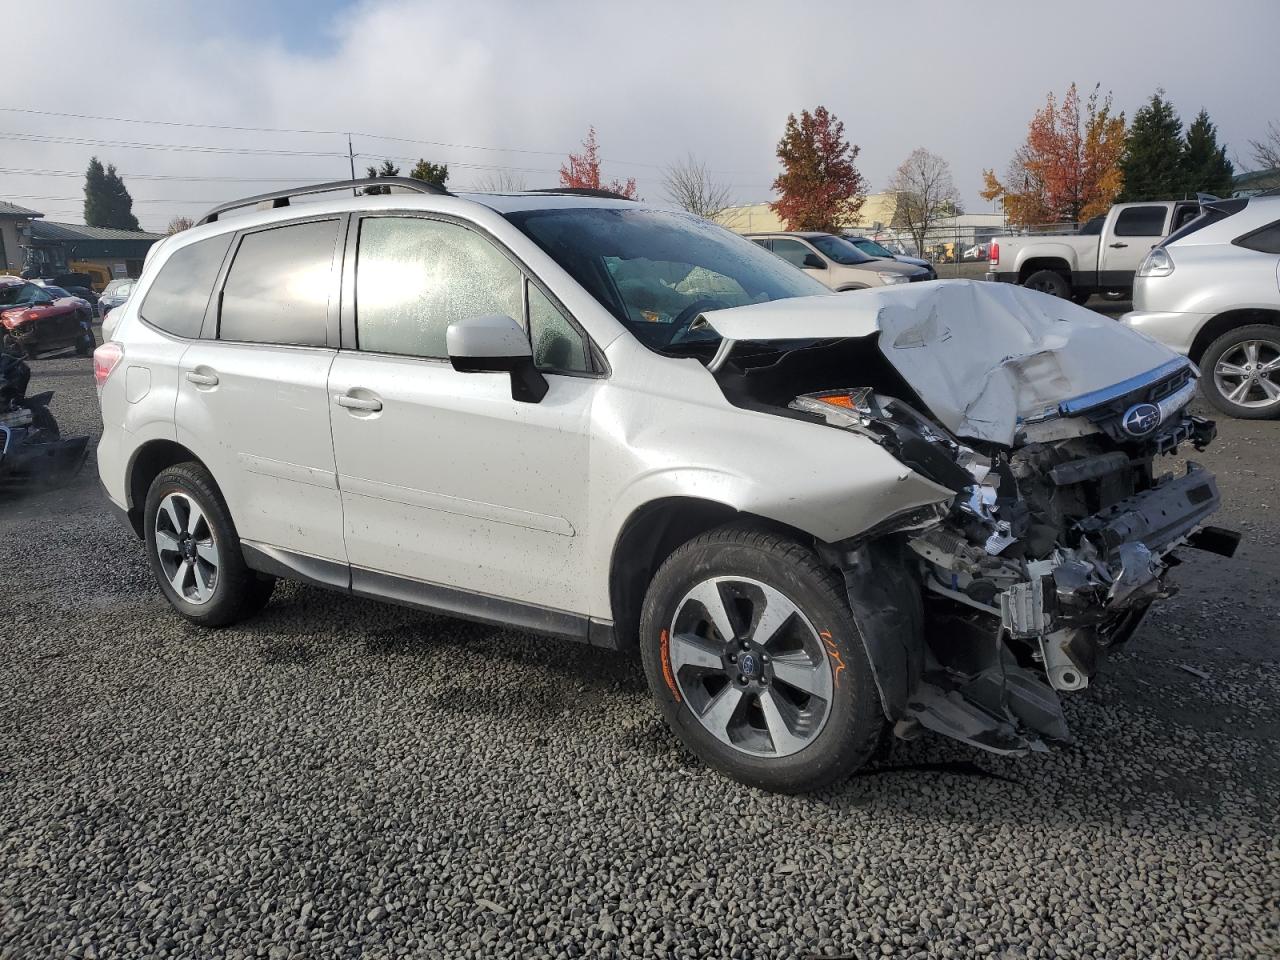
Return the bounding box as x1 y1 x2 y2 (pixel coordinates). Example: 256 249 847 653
143 462 276 627
1023 269 1071 299
638 523 884 794
1197 324 1280 420
2 334 27 359
74 329 95 356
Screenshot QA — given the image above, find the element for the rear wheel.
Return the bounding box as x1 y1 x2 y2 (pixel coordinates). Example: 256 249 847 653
1199 324 1280 419
144 462 276 627
1023 269 1071 299
639 523 884 793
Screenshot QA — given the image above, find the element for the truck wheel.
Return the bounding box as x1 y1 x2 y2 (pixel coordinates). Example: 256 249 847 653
1199 324 1280 419
144 462 277 627
1023 269 1071 299
639 523 884 794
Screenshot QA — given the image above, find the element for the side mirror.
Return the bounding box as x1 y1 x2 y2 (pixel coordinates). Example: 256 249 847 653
802 253 826 270
446 313 548 403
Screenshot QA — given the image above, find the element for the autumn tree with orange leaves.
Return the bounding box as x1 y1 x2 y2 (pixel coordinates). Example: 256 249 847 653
559 126 638 198
982 84 1126 227
770 106 866 232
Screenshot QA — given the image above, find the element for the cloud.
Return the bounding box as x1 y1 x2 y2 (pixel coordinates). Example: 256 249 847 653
3 0 1276 230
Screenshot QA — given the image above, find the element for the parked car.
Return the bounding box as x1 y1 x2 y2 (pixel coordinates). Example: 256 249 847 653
843 235 937 279
746 232 930 289
987 200 1203 303
1122 196 1280 419
32 279 100 317
98 277 136 324
0 278 96 358
96 178 1233 793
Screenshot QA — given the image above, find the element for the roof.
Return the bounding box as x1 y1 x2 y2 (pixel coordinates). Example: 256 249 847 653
0 200 43 219
741 231 831 239
30 221 164 242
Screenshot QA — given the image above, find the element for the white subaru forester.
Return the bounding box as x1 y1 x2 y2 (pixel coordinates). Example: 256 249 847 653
96 178 1234 792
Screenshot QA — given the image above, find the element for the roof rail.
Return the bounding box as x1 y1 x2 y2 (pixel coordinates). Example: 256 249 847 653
527 187 636 201
196 177 451 225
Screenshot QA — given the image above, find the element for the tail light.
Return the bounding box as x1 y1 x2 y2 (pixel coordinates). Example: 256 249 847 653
989 242 1000 267
94 341 124 388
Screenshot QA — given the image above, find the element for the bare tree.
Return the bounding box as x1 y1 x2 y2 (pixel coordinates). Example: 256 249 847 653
662 153 732 220
472 169 528 192
166 215 194 235
1249 120 1280 170
888 148 962 257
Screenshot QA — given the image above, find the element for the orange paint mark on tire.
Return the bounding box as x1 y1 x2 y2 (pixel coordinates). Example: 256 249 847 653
659 628 681 702
820 630 846 690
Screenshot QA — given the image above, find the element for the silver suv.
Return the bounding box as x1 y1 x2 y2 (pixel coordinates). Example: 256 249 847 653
1123 196 1280 419
96 178 1234 792
745 232 930 289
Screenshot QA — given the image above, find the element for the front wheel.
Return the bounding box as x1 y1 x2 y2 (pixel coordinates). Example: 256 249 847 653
144 462 276 627
1199 324 1280 419
639 523 884 793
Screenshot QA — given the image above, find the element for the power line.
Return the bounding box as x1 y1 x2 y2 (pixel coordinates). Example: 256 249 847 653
0 104 772 176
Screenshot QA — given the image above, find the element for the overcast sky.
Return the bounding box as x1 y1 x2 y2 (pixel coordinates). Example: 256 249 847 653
5 0 1277 231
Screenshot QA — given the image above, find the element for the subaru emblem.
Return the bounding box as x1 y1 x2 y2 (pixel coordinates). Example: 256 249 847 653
1121 402 1161 437
739 653 758 677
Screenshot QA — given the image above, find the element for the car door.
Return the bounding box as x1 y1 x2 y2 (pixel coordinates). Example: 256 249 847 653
175 216 348 563
327 213 599 614
1100 205 1170 285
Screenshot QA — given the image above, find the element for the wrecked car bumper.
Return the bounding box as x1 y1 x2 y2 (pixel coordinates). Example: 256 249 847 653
0 424 89 490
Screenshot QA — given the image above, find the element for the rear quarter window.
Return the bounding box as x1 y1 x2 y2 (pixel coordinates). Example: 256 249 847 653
139 234 233 338
1234 219 1280 255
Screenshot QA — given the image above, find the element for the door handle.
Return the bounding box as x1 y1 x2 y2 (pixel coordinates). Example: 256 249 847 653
185 370 219 386
336 393 383 412
1108 242 1128 249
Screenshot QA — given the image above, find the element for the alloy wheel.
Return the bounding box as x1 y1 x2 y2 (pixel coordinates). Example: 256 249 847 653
154 492 220 604
668 577 834 758
1213 338 1280 409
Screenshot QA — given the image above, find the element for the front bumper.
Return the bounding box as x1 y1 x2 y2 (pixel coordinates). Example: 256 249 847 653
1119 310 1211 357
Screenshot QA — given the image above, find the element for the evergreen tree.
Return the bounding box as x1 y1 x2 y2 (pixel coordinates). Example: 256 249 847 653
83 157 140 230
409 159 449 189
1181 109 1234 197
1119 91 1184 201
363 160 400 195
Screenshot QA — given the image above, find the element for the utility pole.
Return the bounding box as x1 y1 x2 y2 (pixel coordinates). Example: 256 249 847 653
347 133 357 196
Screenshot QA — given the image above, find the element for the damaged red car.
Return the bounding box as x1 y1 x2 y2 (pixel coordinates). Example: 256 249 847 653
0 278 96 359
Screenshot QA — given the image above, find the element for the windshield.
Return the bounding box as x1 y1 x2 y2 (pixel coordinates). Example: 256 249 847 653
808 234 875 265
848 237 895 258
505 207 829 352
0 283 41 307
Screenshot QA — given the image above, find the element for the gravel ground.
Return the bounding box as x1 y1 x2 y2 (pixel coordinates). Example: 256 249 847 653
1 352 1277 960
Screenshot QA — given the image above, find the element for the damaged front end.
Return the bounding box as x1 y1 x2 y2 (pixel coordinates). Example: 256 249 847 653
794 361 1236 756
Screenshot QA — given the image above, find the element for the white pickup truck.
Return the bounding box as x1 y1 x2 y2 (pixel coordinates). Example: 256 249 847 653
986 200 1202 303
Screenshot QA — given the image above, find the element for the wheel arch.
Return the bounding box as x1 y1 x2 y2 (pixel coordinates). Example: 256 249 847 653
1188 308 1280 363
607 497 818 652
123 439 209 537
1018 256 1073 283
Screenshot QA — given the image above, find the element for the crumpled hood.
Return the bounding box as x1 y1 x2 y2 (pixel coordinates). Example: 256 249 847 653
702 279 1180 445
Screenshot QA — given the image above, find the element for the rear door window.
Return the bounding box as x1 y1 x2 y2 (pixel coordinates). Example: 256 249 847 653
770 238 813 267
139 234 233 338
219 219 339 346
1114 206 1168 237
